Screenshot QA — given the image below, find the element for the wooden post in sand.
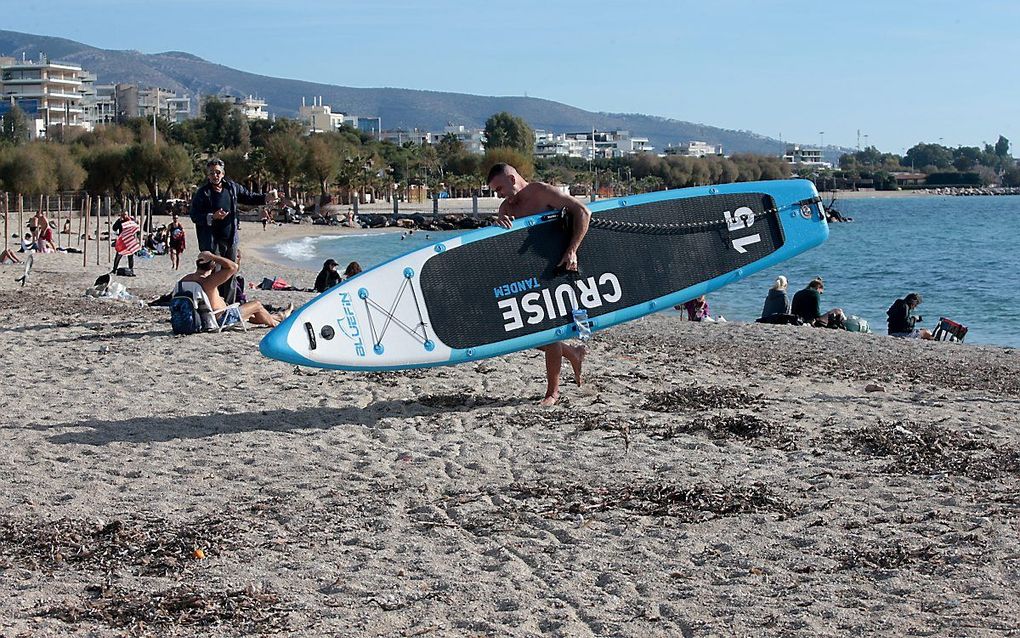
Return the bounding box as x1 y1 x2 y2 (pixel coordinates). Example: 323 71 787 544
105 196 112 263
2 192 7 252
82 196 90 267
48 195 56 249
18 194 24 242
94 196 101 266
76 194 84 248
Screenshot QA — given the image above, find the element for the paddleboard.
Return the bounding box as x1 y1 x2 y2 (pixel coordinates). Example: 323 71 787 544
260 179 828 370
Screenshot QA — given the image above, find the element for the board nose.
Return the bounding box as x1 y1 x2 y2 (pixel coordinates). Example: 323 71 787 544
259 314 301 364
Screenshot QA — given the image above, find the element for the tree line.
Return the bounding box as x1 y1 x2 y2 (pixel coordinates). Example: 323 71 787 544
831 135 1019 189
0 102 796 208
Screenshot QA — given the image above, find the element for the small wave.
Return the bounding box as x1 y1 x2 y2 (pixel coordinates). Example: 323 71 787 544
274 236 326 261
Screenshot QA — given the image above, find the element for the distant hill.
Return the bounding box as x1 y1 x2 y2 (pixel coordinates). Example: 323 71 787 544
0 29 834 158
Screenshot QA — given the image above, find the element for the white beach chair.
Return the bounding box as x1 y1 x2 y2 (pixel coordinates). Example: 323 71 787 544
176 280 247 332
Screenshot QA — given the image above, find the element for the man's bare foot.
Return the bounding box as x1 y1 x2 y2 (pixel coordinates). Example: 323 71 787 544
282 302 294 319
539 393 559 407
570 344 586 386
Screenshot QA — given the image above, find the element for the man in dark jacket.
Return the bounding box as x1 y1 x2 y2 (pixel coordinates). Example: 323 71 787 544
190 158 277 302
791 277 845 328
887 292 932 339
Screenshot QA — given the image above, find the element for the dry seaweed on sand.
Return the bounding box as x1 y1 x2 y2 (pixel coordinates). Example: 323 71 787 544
506 480 795 522
416 393 501 409
36 582 290 633
850 420 1020 480
833 542 941 571
642 385 766 412
0 515 245 576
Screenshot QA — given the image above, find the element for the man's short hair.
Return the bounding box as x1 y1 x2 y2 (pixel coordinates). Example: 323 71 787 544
486 163 512 183
207 158 225 168
905 292 922 305
808 277 824 290
196 258 214 272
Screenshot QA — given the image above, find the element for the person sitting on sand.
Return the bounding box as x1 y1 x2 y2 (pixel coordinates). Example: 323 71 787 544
489 162 590 406
179 251 291 328
20 231 35 253
343 261 362 279
791 277 845 328
676 295 711 321
887 292 933 339
315 259 342 292
761 276 791 320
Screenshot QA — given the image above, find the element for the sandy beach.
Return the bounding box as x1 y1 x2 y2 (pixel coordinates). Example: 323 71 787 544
1 219 1018 637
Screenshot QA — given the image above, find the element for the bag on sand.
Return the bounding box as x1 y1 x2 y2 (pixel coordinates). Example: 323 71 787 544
844 315 872 333
169 284 202 335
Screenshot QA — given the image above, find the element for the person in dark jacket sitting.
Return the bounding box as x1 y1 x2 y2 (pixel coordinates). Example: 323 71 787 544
791 277 845 328
314 259 342 293
189 158 278 303
887 292 933 339
761 275 791 317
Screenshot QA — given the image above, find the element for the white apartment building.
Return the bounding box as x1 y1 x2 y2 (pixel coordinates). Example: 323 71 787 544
784 145 832 169
664 141 723 157
218 94 269 120
555 130 653 160
0 54 88 138
439 124 485 155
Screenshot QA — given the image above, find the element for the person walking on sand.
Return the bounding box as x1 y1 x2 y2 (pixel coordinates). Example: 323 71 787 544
112 210 140 275
487 163 591 407
168 213 186 270
189 158 278 303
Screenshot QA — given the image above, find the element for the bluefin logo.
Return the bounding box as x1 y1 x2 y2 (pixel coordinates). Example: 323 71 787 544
493 277 541 299
337 292 366 356
496 273 622 332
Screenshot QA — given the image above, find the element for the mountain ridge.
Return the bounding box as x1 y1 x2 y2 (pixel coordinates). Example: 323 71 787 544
0 29 820 157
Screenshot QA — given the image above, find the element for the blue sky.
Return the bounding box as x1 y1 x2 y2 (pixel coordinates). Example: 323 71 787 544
5 0 1018 153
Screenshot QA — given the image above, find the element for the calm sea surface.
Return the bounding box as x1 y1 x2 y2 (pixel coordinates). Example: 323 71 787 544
266 196 1019 348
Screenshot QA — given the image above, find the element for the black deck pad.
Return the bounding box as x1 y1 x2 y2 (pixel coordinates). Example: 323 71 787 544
420 192 784 349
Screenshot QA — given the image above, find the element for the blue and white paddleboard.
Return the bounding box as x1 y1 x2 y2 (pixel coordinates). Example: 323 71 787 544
260 179 828 370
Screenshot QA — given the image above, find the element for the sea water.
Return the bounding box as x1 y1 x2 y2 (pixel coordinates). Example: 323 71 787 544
267 196 1020 348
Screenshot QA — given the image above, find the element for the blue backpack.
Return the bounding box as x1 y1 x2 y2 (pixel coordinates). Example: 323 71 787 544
169 282 203 335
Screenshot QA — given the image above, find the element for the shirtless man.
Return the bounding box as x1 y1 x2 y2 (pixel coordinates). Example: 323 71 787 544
180 251 291 328
32 210 56 252
487 163 592 406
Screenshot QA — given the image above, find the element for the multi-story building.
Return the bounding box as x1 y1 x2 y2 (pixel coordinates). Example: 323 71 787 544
300 96 345 133
80 81 191 127
115 84 191 122
298 97 383 138
80 73 117 127
664 141 723 157
380 127 432 146
438 125 485 155
352 116 381 137
784 145 832 169
534 129 580 158
217 94 269 120
558 130 653 160
0 54 88 139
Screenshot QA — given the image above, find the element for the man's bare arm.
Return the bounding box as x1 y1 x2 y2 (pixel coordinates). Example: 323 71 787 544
535 185 591 271
201 251 239 288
